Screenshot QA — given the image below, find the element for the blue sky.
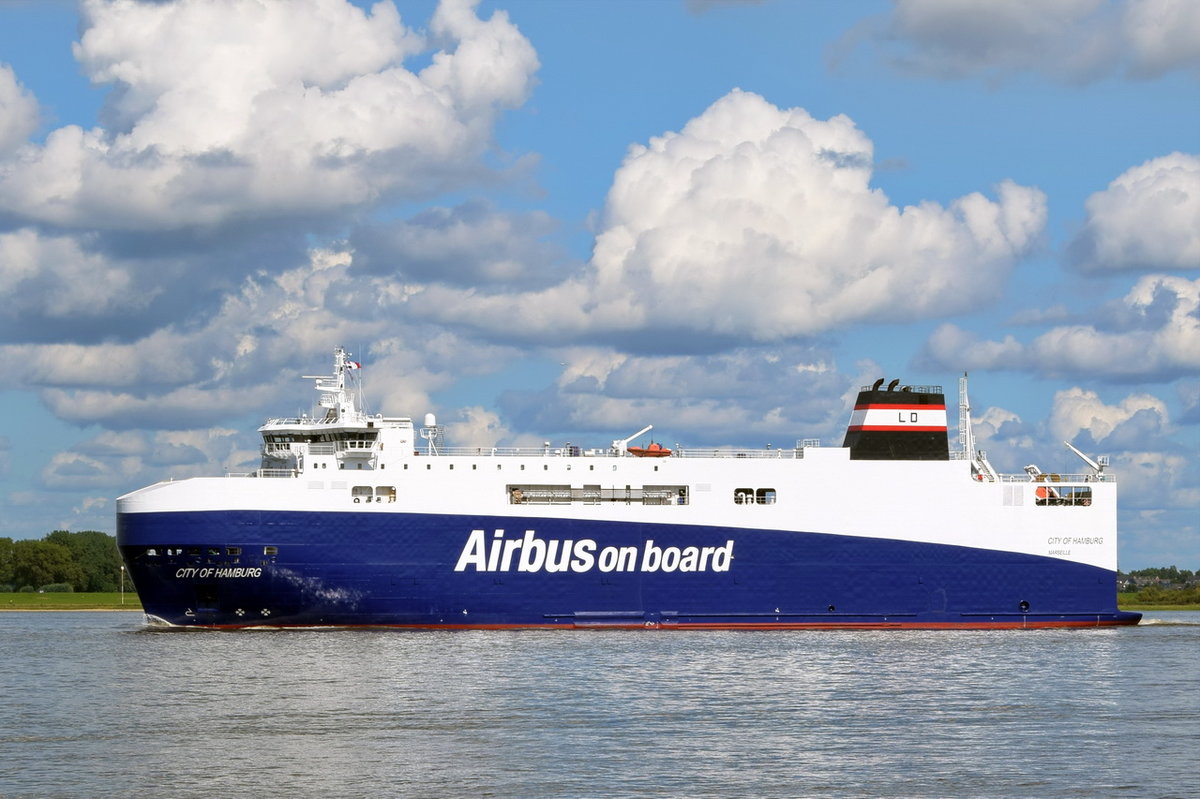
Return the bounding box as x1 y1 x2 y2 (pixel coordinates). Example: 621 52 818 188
0 0 1196 569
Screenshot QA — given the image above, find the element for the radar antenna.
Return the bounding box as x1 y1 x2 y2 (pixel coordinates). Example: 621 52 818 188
421 413 443 456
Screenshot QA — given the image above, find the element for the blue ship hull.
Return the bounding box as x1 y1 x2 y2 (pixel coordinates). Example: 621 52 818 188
117 510 1139 629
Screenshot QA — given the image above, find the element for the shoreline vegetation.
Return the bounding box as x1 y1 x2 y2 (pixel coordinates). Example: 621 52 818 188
1 592 143 611
1 592 1197 613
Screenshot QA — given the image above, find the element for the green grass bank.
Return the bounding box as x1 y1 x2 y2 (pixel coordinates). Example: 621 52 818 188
1 592 143 611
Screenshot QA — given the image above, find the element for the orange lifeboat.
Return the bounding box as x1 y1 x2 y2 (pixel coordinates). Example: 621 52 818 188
628 441 672 458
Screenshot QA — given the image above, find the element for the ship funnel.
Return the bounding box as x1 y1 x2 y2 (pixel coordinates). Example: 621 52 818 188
842 381 949 461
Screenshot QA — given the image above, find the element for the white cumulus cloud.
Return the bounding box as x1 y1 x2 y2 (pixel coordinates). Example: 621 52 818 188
1047 386 1169 443
0 0 538 230
0 228 151 325
1068 152 1200 273
0 64 39 154
407 89 1046 348
922 275 1200 381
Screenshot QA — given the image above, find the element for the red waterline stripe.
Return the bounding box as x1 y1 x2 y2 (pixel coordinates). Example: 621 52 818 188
193 618 1138 631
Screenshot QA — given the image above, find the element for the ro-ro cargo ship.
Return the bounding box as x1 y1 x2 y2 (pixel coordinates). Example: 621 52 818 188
116 347 1140 629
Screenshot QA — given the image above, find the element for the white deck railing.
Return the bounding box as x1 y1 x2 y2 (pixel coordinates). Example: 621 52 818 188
419 446 801 459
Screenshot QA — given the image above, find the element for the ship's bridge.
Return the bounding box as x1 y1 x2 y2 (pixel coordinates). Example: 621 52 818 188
259 415 414 475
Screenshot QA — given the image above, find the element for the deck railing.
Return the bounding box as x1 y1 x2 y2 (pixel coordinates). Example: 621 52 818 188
998 472 1115 483
230 451 1116 482
422 446 800 459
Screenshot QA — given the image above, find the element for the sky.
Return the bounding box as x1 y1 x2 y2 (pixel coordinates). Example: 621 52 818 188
0 0 1196 570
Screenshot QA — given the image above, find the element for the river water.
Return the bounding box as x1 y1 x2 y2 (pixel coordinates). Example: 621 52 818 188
1 612 1197 799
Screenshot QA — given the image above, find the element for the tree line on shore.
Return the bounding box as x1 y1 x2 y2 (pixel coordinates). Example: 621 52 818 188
0 531 124 593
1118 567 1200 605
2 530 1198 604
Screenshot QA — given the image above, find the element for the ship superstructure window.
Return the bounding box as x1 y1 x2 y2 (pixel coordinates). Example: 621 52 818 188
646 485 688 505
734 488 776 505
335 431 377 450
264 431 377 448
1034 484 1092 506
508 484 689 505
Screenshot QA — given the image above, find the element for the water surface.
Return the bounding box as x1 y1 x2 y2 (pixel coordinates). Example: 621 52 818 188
1 612 1197 798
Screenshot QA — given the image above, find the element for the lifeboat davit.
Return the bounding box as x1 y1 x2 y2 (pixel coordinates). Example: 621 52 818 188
628 441 672 457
